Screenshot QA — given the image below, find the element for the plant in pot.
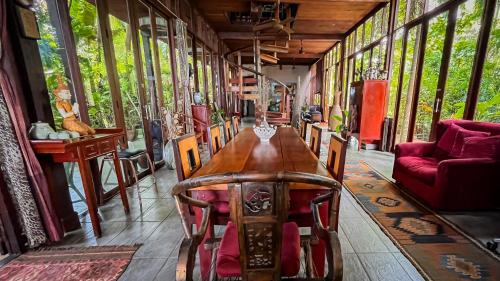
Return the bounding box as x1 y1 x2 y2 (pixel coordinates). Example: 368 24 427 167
210 108 225 125
332 110 349 139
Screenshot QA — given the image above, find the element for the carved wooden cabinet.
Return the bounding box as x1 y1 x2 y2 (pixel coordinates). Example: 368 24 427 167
347 80 388 150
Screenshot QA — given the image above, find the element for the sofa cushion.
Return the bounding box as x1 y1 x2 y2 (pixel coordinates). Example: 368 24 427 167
216 221 301 278
435 123 462 159
396 156 440 185
459 135 500 160
449 128 490 158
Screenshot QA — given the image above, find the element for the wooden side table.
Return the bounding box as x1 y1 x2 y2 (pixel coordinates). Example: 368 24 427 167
31 128 130 237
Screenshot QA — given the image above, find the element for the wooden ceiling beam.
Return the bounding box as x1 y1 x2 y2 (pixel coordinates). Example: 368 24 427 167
219 32 342 40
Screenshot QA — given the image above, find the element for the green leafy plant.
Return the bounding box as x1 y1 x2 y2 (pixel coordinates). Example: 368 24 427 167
210 108 225 124
333 110 349 135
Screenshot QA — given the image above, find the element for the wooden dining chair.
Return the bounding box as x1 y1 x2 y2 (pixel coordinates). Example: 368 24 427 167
309 125 322 158
326 134 348 183
207 124 223 158
232 116 240 135
326 134 347 231
299 119 307 140
172 172 343 281
172 134 202 181
223 119 233 143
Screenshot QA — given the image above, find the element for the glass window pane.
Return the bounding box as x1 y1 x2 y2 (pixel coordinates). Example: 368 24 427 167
427 0 449 12
136 2 157 120
388 30 404 118
396 25 421 144
397 0 407 28
34 0 73 129
414 12 448 141
373 10 382 41
70 0 114 128
109 11 140 141
154 13 175 111
196 42 205 101
381 7 389 36
356 27 363 51
187 35 195 96
365 17 373 45
205 48 213 106
442 0 483 120
409 0 425 21
362 50 370 73
476 4 499 122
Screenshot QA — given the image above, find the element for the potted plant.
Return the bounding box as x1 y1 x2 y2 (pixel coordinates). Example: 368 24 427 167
332 110 349 139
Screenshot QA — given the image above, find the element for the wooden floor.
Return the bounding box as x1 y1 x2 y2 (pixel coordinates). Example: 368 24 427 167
55 143 424 281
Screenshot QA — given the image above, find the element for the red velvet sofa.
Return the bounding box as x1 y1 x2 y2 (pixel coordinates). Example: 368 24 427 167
393 120 500 210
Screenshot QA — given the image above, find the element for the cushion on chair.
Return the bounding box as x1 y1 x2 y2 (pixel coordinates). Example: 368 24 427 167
458 135 500 159
395 156 439 185
449 128 490 158
117 149 146 159
216 221 301 278
434 123 462 159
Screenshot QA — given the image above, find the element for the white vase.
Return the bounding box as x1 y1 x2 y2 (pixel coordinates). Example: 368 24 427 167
329 91 343 132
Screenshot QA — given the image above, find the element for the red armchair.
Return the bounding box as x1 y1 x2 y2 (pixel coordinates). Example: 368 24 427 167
393 120 500 210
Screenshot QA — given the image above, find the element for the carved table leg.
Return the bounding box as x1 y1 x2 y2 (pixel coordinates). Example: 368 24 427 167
77 156 101 237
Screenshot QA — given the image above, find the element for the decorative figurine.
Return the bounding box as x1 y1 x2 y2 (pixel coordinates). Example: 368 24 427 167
53 77 95 136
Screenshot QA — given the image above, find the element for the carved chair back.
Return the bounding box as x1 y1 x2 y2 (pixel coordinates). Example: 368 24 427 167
326 134 347 183
309 125 322 158
207 125 223 158
232 116 240 135
299 119 307 140
224 119 233 143
171 172 343 281
172 134 202 181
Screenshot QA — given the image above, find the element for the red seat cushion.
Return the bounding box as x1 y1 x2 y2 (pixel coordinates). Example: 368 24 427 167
395 156 439 185
216 221 301 278
192 190 230 214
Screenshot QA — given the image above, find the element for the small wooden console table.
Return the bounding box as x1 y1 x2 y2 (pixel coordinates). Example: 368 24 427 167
31 128 130 237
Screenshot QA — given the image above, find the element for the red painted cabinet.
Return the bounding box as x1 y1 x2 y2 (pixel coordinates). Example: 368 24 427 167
192 104 209 142
348 80 388 149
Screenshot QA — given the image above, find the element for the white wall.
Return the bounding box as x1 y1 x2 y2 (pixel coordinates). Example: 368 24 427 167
261 65 311 126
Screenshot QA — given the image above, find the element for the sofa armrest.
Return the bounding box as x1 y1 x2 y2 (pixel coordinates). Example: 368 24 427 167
436 158 500 209
395 142 435 158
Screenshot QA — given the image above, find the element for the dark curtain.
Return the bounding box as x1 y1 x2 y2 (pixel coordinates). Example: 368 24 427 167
0 0 63 244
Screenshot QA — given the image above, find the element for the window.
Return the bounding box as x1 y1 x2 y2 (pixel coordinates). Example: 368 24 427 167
388 30 404 118
70 0 114 128
154 13 175 111
476 4 499 122
414 12 448 141
205 48 213 106
441 0 483 120
34 0 73 128
196 42 205 101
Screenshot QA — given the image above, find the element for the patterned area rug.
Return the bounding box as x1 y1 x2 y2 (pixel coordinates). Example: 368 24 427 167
0 245 139 281
343 161 500 281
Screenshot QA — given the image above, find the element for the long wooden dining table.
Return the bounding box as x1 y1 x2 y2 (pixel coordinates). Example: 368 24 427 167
192 126 331 180
191 126 334 279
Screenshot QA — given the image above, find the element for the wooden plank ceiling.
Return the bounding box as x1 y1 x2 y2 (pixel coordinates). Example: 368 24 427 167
192 0 386 65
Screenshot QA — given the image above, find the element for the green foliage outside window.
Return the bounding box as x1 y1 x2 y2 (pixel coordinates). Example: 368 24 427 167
69 0 114 128
34 0 66 128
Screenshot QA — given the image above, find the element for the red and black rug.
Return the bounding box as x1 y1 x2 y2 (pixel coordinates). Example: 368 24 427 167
343 161 500 281
0 245 139 281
